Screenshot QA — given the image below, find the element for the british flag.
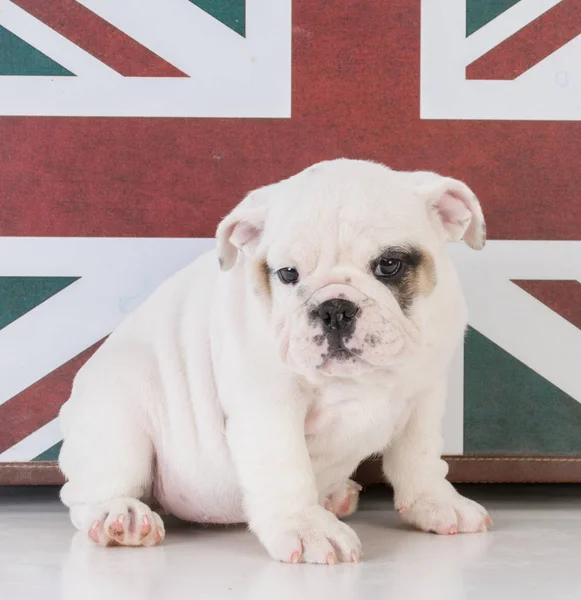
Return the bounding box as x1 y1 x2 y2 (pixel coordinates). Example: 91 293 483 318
0 0 579 469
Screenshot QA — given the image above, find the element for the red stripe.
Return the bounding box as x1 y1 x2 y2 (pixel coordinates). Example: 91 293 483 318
0 341 104 454
13 0 187 77
0 1 579 240
467 0 581 80
513 280 581 329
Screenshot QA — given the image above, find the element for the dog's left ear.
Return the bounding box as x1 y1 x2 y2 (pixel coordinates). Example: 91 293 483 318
419 177 486 250
216 189 270 271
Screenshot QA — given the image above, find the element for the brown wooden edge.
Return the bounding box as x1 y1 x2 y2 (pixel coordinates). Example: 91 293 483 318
2 457 581 485
356 457 581 484
0 462 64 485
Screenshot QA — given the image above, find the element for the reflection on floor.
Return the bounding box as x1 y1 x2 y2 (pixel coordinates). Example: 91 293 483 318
1 484 581 600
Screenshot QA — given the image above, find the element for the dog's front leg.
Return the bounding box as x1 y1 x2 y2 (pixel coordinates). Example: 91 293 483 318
225 376 362 565
383 380 492 535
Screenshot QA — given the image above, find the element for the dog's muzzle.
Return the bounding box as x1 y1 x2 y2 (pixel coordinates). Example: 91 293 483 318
312 298 360 358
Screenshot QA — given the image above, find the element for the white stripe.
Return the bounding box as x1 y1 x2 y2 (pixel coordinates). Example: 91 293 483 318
450 241 581 404
0 418 61 462
443 344 464 455
0 0 121 79
421 0 580 120
0 0 291 117
74 0 292 117
516 33 581 85
78 0 244 76
78 0 288 75
468 281 581 403
464 0 565 64
0 238 215 407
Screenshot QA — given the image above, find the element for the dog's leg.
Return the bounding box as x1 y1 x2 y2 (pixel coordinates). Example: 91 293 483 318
225 375 362 565
68 498 165 547
383 380 491 535
323 480 362 519
59 386 165 547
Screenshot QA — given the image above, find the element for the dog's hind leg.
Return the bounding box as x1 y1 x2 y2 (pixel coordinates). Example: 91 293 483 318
323 480 362 519
59 382 165 547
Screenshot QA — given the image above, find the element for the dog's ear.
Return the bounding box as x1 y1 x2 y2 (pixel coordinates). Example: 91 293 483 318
216 189 270 271
418 176 486 250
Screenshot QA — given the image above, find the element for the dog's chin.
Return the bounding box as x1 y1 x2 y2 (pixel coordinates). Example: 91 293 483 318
317 354 375 378
284 344 377 380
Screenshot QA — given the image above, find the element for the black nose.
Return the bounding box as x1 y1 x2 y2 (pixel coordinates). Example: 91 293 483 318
317 299 360 332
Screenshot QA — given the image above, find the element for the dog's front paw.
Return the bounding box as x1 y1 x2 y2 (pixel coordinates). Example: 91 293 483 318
396 490 492 535
254 505 362 564
85 497 165 547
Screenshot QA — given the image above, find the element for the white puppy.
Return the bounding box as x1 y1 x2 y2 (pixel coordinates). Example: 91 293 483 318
59 159 491 564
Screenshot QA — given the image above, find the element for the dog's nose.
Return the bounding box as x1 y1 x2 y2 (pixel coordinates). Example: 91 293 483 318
317 299 360 331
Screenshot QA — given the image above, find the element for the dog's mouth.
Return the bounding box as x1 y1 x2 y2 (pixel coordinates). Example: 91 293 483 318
318 343 365 370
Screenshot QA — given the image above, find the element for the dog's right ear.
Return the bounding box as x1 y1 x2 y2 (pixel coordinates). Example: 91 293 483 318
417 175 486 250
216 189 270 271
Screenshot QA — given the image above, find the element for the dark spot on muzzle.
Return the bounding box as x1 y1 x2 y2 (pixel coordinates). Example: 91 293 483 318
365 333 381 347
313 334 325 346
297 285 308 299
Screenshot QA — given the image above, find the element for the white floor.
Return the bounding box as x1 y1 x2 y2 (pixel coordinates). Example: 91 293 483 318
1 485 581 600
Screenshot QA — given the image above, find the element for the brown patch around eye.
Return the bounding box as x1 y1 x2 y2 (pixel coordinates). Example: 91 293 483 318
417 251 437 297
252 259 272 299
374 246 437 315
389 271 416 315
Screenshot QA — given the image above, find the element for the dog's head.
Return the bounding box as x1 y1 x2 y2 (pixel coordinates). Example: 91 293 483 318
216 160 485 380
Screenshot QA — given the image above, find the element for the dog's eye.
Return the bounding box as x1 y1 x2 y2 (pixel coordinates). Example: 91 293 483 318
277 267 300 284
374 258 402 278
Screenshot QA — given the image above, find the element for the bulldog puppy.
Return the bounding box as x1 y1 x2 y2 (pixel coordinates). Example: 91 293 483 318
59 159 491 564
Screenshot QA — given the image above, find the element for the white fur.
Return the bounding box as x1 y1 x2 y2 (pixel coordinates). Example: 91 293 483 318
59 159 490 563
